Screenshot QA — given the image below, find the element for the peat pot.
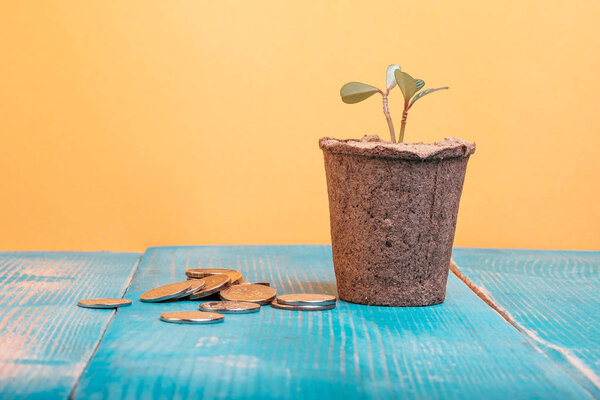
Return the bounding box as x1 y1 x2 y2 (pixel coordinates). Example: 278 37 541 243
320 136 476 306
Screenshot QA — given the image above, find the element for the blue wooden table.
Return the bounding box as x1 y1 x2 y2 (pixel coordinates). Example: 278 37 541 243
0 246 598 399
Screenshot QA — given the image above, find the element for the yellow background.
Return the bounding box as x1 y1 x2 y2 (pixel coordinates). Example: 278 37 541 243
1 1 599 251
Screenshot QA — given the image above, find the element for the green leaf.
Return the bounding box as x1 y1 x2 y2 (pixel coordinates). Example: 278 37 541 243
394 70 418 102
415 79 425 91
409 86 449 106
340 82 380 104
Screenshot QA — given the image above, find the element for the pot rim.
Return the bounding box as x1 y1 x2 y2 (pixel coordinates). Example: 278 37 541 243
319 136 476 160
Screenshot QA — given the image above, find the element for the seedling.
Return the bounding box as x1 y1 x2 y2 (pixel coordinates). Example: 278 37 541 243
340 65 448 143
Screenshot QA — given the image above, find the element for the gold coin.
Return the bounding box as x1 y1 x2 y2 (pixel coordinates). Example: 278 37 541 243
277 293 337 306
220 284 276 305
270 299 336 311
236 281 271 287
140 281 192 303
159 311 225 324
188 274 231 300
185 268 243 284
77 298 132 309
185 279 207 295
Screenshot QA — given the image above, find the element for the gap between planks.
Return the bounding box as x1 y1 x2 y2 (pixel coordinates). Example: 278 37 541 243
450 259 600 394
449 260 520 331
68 255 143 400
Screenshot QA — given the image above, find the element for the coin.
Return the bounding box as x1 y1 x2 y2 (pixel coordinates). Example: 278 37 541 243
77 298 132 309
140 281 192 303
220 284 276 305
188 274 231 300
185 268 243 284
186 279 207 294
270 299 336 311
159 311 225 324
277 293 337 306
236 281 271 287
174 279 208 300
199 301 261 314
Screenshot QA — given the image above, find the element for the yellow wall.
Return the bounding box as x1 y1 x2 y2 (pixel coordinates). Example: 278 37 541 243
1 1 598 251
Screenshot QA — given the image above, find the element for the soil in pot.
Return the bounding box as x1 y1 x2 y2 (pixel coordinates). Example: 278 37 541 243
320 136 476 307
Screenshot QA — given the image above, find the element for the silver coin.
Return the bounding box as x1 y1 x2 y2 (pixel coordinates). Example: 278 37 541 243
140 281 192 303
270 299 336 311
277 293 337 306
199 301 261 314
77 298 132 309
185 268 243 284
159 311 225 324
188 274 231 300
220 284 277 305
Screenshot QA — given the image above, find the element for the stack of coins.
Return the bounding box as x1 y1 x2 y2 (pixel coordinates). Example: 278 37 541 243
271 294 337 311
78 267 337 324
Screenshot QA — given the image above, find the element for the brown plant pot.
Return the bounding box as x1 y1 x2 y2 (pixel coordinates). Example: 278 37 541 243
320 136 476 307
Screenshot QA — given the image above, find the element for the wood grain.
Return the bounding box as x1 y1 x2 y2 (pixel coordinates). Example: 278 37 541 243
0 251 140 399
453 248 600 397
74 246 592 399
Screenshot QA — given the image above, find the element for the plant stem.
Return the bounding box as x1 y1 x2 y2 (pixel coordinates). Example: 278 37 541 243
399 105 409 143
382 90 396 143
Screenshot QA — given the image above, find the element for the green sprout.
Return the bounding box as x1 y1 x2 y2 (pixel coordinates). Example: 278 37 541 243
340 65 449 143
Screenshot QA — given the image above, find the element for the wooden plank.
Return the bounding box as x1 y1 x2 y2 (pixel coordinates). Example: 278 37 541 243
75 245 592 399
0 251 140 399
452 248 600 396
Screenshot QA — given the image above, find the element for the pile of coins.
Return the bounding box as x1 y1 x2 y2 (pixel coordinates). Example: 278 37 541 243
272 293 337 311
77 267 337 324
